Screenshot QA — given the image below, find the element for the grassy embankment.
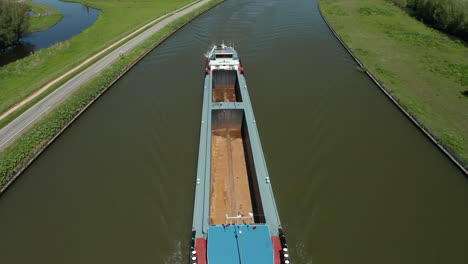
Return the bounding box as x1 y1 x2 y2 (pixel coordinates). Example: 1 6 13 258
26 0 64 32
320 0 468 163
0 0 222 189
0 0 195 118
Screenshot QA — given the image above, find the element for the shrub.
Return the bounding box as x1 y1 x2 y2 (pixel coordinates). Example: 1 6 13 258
388 0 468 41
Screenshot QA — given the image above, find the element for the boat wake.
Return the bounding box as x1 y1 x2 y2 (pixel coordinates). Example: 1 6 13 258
163 240 185 264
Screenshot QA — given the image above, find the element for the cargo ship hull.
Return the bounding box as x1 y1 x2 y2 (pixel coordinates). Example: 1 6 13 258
190 45 290 264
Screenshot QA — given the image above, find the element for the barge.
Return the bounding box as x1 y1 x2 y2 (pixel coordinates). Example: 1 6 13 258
190 45 290 264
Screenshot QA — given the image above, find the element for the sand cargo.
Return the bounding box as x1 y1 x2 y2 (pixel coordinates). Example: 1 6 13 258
189 45 290 264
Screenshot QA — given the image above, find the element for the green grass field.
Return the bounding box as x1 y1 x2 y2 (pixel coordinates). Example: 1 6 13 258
29 13 64 32
0 0 194 115
29 3 49 15
320 0 468 163
26 0 64 32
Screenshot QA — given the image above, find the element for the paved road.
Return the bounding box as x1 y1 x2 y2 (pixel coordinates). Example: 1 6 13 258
0 0 210 152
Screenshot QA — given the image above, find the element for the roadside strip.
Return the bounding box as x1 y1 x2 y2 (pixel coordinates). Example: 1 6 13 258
0 0 209 152
0 0 223 193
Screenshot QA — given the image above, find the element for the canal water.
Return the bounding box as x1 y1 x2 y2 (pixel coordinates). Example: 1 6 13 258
0 0 466 263
0 0 100 66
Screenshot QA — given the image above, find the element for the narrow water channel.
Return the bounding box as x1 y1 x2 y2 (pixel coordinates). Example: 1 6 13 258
0 0 100 66
0 0 466 263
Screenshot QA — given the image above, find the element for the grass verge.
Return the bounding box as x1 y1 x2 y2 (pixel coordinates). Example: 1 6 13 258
29 14 64 33
0 0 196 115
0 0 223 191
26 0 64 32
320 0 468 164
26 0 56 15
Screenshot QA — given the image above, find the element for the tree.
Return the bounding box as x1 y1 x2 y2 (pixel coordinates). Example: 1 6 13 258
0 0 30 51
399 0 468 41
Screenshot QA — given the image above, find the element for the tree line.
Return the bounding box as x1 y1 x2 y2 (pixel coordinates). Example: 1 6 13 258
0 0 30 51
389 0 468 41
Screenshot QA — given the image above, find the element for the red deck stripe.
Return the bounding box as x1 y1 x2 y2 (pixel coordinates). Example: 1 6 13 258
272 236 282 264
195 238 207 264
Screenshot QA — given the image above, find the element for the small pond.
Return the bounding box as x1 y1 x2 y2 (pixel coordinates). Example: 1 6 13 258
0 0 100 67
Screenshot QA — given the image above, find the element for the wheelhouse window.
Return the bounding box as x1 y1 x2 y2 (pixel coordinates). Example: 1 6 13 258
216 54 233 59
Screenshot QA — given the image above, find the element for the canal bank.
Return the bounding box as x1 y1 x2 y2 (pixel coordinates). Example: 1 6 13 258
0 0 223 193
317 0 467 175
0 0 466 263
0 0 194 117
318 0 468 172
0 0 202 128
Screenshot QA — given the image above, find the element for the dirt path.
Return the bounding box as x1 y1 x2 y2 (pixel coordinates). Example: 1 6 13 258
28 1 56 16
18 0 56 16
